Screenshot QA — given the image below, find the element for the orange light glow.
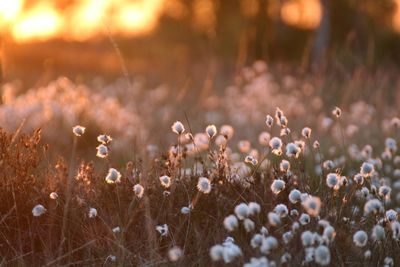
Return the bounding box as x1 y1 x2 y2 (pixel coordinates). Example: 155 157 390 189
12 4 61 42
281 0 322 29
0 0 24 24
393 0 400 32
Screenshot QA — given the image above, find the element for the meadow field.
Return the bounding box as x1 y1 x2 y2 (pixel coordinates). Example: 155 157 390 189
1 0 400 266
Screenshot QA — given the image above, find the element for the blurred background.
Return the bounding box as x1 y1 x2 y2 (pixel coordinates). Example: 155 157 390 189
1 0 400 86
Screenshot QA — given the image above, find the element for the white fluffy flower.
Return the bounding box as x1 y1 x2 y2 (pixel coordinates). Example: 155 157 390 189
326 173 339 189
234 203 250 220
301 127 312 139
299 213 311 225
286 143 300 158
301 231 314 247
88 207 97 218
269 137 283 155
49 192 58 200
353 230 368 247
280 160 290 172
332 106 341 118
97 134 112 145
360 162 374 177
371 225 385 241
105 168 121 184
72 125 85 137
32 204 46 217
314 245 331 266
223 215 239 232
197 177 212 194
168 246 183 262
268 212 281 226
156 224 169 236
133 184 144 198
96 144 108 158
258 132 271 146
206 125 217 139
243 218 255 232
265 115 274 127
271 179 285 195
274 204 288 217
248 202 261 216
289 189 301 204
171 121 185 135
181 206 190 214
260 236 278 254
302 196 321 217
220 125 234 139
364 199 383 216
159 175 172 188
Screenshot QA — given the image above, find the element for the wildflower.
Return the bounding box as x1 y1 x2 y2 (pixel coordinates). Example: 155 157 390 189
299 213 311 225
289 189 301 204
168 246 183 262
270 179 285 195
133 184 144 198
220 125 234 139
88 207 97 218
258 132 270 146
238 140 251 153
72 125 85 137
234 203 249 220
243 218 255 232
245 155 258 165
269 137 283 155
386 209 397 222
156 224 169 236
265 115 274 128
274 204 288 217
197 177 212 194
326 173 339 189
385 138 397 153
379 185 392 200
323 160 334 170
221 241 242 263
32 204 46 217
105 168 121 184
96 144 108 158
280 127 291 136
353 230 368 247
181 207 190 214
251 234 263 248
223 215 239 232
248 202 261 216
268 212 281 226
332 106 341 118
171 121 185 135
282 231 294 244
391 221 400 240
360 162 374 177
159 175 172 188
280 159 290 172
353 173 364 185
302 127 312 139
260 226 269 235
97 134 112 145
302 196 321 217
384 257 394 267
323 226 336 244
364 250 371 260
286 143 300 158
305 247 315 263
112 226 120 233
314 245 331 266
260 236 278 254
210 245 224 261
364 199 383 216
301 231 314 247
290 209 299 217
371 225 385 241
313 140 320 149
107 255 116 262
49 192 58 200
205 125 217 139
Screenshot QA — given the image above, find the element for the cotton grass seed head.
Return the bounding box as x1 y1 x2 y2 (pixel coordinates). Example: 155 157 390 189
234 203 250 220
49 192 58 200
133 184 144 198
223 215 239 232
299 213 311 225
72 125 85 137
301 127 312 139
248 202 261 216
268 212 281 227
168 246 183 262
96 144 108 158
364 199 383 216
266 115 274 127
171 121 185 135
197 177 212 194
274 204 288 218
220 125 234 139
353 230 368 247
280 160 290 172
315 245 331 266
205 125 217 139
258 132 271 146
105 168 121 184
156 224 169 236
159 175 172 188
269 137 282 155
326 173 339 189
88 207 97 218
289 189 301 204
271 179 285 195
332 106 341 118
286 143 300 158
371 225 385 241
302 196 321 217
32 204 46 217
97 134 112 145
360 162 374 177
